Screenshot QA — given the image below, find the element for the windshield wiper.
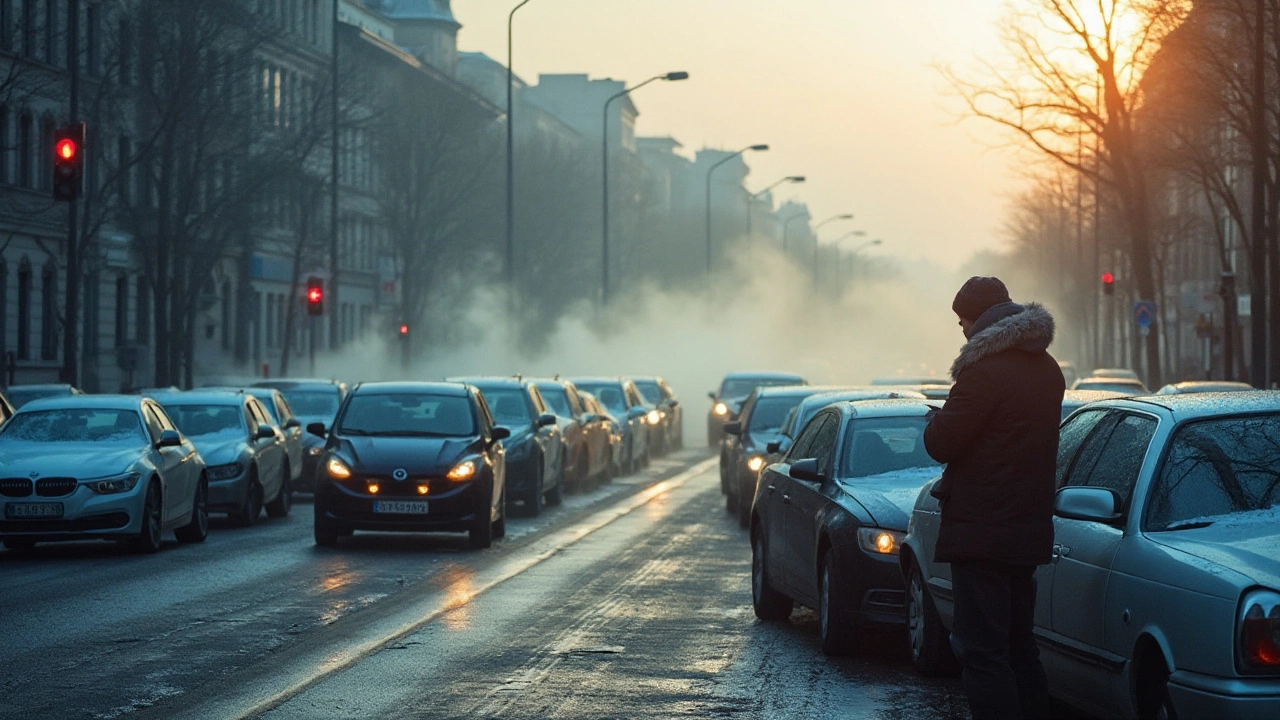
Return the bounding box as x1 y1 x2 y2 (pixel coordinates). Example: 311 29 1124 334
1162 520 1215 531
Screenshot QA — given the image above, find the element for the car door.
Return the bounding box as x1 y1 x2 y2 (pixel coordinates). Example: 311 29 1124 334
475 393 504 510
142 404 186 524
248 399 285 498
781 411 841 602
757 415 821 599
149 402 200 513
529 387 559 479
273 394 303 481
1043 410 1158 702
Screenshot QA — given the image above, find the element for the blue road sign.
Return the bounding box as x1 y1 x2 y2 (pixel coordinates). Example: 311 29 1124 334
1134 301 1155 328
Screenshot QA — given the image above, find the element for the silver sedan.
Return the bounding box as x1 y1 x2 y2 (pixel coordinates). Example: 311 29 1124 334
902 392 1280 719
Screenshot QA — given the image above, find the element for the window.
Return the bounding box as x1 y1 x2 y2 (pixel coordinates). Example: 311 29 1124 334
840 417 940 479
135 276 150 345
40 263 56 361
0 104 9 183
787 413 832 463
114 274 128 347
809 413 842 477
16 260 30 359
18 111 31 187
1062 413 1157 508
43 0 55 65
20 0 32 57
1056 410 1109 487
38 115 53 189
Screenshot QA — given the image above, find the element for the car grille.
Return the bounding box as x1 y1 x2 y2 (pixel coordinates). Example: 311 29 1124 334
35 478 77 497
0 479 33 497
0 512 130 533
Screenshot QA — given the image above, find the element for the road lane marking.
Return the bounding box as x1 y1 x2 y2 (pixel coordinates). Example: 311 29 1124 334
173 457 718 720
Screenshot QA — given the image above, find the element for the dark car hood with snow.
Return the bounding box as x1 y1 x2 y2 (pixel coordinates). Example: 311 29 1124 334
338 435 480 475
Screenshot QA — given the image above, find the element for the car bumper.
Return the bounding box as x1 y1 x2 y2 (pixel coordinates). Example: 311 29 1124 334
839 543 908 626
208 471 251 513
316 479 488 534
0 485 143 541
1167 670 1280 719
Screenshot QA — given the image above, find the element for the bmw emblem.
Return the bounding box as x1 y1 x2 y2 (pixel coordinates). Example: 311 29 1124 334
392 468 408 481
28 471 39 479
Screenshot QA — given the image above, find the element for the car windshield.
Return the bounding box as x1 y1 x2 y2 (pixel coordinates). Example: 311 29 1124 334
480 389 531 427
720 378 799 399
840 417 939 479
537 386 572 417
0 409 146 444
6 387 73 409
1146 414 1280 531
749 397 805 433
163 404 245 439
279 390 340 418
576 384 627 414
634 381 662 404
338 393 475 437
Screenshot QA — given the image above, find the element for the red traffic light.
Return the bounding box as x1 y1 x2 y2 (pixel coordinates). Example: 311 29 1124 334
55 138 78 160
305 277 324 316
399 324 409 336
1101 272 1114 285
307 286 323 304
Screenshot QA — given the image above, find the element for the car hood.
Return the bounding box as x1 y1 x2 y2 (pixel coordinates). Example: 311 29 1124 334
835 466 944 531
339 435 478 475
0 442 147 478
1149 513 1280 590
189 437 248 466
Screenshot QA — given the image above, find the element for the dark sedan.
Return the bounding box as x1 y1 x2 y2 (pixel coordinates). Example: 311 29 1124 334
531 378 612 491
310 382 509 549
572 378 650 474
766 387 928 465
254 379 348 492
749 399 941 655
707 372 805 447
629 376 682 454
451 377 563 516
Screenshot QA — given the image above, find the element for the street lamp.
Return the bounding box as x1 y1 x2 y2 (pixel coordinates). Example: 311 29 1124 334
602 71 689 305
781 213 808 255
746 176 805 242
841 238 883 289
706 144 769 275
802 213 853 281
507 0 539 322
814 230 868 284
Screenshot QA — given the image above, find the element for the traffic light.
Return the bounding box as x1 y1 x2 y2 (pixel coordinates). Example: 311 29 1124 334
1102 272 1115 296
305 277 324 316
52 123 85 202
398 324 409 337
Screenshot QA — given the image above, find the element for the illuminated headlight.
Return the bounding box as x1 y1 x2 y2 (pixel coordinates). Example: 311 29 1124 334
307 447 323 457
326 458 352 480
207 463 244 481
85 472 140 495
647 410 662 425
447 460 477 482
746 456 766 473
858 527 905 556
713 402 729 416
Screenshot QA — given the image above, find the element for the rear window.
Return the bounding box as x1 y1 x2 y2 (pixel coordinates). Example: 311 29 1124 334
748 397 805 433
338 393 475 437
1146 414 1280 530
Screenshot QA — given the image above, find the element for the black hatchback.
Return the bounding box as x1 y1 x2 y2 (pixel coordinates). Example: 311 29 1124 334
310 382 511 549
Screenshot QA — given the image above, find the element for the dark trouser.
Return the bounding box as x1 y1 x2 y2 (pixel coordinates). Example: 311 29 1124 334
950 561 1051 720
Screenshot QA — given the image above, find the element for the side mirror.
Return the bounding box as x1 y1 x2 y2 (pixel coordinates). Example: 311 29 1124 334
627 407 646 420
667 399 679 408
789 458 824 483
491 426 512 441
537 413 557 428
306 422 327 438
707 391 717 400
1054 487 1122 523
723 422 742 436
766 440 781 454
255 424 277 441
157 429 183 448
284 418 301 430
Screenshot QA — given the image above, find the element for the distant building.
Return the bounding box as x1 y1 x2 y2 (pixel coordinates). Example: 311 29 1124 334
364 0 461 75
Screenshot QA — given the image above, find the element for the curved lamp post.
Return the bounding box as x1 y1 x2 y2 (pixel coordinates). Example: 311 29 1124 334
602 71 689 305
706 144 769 275
746 176 805 242
815 229 868 284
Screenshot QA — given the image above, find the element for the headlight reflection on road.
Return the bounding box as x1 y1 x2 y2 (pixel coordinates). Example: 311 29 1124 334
440 566 478 631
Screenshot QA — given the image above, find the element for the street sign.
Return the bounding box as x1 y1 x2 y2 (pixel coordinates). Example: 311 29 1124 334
1134 301 1155 329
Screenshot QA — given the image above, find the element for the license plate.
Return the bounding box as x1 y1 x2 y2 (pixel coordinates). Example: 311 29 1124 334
5 502 64 519
372 500 430 515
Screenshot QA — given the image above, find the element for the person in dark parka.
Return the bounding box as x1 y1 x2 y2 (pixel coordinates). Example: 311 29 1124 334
923 276 1064 720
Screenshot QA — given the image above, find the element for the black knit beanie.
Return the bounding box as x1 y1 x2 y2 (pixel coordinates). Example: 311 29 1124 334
952 276 1011 322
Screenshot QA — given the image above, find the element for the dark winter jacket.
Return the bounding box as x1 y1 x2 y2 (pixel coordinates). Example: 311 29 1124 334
924 302 1065 565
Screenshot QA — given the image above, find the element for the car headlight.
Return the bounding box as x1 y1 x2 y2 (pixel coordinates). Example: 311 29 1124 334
207 463 244 481
84 472 140 495
713 402 728 416
326 458 352 480
307 447 323 457
858 527 905 556
1239 589 1280 672
647 410 662 425
746 456 766 473
447 459 477 482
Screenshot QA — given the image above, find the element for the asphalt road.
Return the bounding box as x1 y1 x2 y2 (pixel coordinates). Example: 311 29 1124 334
1 449 976 720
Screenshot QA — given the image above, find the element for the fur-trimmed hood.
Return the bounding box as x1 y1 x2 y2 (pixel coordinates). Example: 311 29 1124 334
950 302 1056 380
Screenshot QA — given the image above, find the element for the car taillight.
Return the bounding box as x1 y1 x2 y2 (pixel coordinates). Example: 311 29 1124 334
1239 590 1280 673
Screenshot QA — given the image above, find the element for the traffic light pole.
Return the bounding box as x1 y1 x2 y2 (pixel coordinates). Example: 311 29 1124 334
309 316 317 376
60 0 81 387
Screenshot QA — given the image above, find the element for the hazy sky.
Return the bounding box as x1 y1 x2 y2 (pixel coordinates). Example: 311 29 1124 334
454 0 1018 269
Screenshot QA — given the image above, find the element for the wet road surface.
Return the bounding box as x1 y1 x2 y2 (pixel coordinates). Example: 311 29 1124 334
2 450 984 719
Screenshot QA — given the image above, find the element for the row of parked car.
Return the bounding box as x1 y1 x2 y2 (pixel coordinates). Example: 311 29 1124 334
0 374 686 553
710 369 1280 719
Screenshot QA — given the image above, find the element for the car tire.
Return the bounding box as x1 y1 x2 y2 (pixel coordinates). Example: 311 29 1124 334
265 470 292 518
1137 653 1179 720
906 562 959 676
469 492 494 550
175 477 209 544
314 518 340 547
752 532 792 621
545 457 564 507
130 481 164 554
524 461 544 517
819 549 857 656
232 469 263 527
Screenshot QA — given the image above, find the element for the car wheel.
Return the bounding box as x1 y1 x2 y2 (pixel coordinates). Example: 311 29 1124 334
752 532 792 621
265 468 292 518
175 477 209 544
819 549 857 656
494 488 507 540
233 470 264 527
130 481 164 554
469 491 494 550
524 460 544 517
1137 653 1178 720
906 562 959 676
545 454 565 506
